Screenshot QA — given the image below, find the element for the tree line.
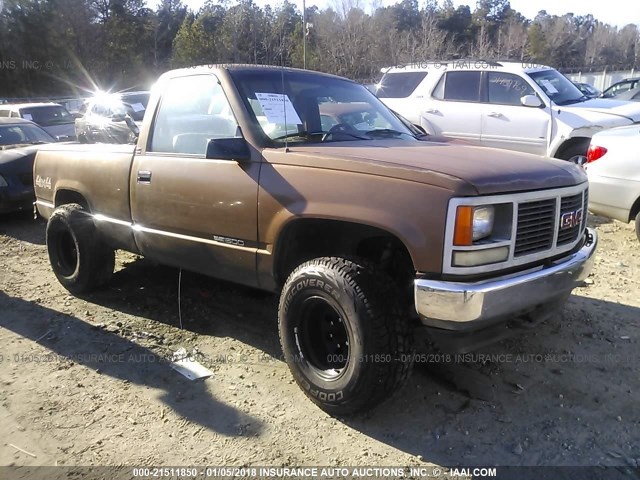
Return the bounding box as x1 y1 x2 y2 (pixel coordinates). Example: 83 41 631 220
0 0 638 97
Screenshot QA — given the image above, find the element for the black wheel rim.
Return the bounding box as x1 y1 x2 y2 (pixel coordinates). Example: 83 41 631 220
56 230 78 277
295 296 350 380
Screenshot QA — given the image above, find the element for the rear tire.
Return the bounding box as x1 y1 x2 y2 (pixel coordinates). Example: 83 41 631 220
635 211 640 242
278 257 413 415
46 203 114 294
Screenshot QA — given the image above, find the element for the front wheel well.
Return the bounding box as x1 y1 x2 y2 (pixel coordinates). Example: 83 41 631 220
274 219 416 290
554 137 591 160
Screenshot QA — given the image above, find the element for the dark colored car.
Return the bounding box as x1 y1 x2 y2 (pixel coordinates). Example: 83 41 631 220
572 81 601 98
0 118 56 214
0 103 76 140
76 91 150 144
602 78 640 98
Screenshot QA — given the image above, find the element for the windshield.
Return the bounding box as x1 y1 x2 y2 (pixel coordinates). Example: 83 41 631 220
0 124 56 145
121 93 150 121
19 105 73 126
527 70 585 105
230 69 415 144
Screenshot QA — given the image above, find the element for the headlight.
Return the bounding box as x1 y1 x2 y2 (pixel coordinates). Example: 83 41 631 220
472 206 495 241
453 205 495 245
0 175 8 187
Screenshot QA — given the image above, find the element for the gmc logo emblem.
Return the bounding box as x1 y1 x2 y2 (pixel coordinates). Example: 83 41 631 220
560 208 583 230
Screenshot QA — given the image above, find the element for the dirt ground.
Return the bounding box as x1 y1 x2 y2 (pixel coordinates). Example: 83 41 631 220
0 211 638 471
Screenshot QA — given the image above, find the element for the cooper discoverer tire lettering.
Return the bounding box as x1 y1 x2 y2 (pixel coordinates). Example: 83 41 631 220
46 203 115 294
278 256 413 415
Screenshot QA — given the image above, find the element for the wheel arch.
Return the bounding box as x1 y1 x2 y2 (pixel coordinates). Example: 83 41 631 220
554 137 591 160
629 195 640 223
54 189 91 212
273 217 416 288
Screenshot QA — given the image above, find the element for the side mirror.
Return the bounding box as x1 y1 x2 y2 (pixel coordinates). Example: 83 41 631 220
521 95 543 108
206 137 251 161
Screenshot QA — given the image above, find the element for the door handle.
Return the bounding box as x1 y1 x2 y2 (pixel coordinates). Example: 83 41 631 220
137 170 152 184
488 112 503 118
425 108 439 114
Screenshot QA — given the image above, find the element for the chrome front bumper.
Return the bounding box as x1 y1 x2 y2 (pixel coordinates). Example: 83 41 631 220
414 228 598 330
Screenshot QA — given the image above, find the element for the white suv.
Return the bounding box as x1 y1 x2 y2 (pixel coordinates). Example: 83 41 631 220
376 61 640 163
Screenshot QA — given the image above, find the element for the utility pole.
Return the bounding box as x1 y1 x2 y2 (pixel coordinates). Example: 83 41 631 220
302 0 306 69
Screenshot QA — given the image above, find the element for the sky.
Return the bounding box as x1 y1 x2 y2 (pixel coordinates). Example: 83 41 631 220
168 0 639 28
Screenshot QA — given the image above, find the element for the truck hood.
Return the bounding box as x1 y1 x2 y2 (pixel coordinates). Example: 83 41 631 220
559 98 640 123
264 139 586 196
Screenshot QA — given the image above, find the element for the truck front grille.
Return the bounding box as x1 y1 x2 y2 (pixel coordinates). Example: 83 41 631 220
514 187 588 258
445 183 590 275
515 199 556 256
557 193 584 246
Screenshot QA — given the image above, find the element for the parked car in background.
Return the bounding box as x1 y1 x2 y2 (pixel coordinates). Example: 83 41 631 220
58 98 88 116
572 81 601 98
377 61 640 164
75 91 150 144
610 86 640 102
0 118 57 214
601 77 640 98
586 125 640 241
0 103 76 140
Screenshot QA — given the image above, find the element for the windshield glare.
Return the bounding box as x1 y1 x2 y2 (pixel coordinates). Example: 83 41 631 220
19 105 73 125
0 124 55 145
527 70 585 105
230 70 414 144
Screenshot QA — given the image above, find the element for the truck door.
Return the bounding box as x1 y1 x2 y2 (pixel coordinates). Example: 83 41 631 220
130 73 261 288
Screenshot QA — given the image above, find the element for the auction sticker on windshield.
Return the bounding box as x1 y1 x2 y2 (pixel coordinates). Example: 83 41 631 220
255 93 302 125
130 103 145 112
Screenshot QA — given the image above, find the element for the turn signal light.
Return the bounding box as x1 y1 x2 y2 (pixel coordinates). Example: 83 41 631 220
586 145 607 163
453 206 473 246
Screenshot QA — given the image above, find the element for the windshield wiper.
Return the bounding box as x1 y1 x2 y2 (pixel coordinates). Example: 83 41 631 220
557 95 589 106
272 130 326 141
365 129 414 138
273 129 370 142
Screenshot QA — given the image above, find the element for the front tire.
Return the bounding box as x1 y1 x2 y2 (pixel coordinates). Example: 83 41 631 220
635 211 640 242
559 144 588 166
46 203 114 294
278 257 413 415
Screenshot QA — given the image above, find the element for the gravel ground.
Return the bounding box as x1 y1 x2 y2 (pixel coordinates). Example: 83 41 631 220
0 211 638 472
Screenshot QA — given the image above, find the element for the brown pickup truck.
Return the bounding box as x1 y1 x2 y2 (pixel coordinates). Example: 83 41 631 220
34 65 597 415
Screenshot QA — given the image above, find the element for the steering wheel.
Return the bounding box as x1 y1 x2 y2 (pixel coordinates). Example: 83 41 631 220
322 122 358 142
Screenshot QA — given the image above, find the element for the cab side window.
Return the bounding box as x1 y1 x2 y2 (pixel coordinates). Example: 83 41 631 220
488 72 535 106
149 75 240 155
